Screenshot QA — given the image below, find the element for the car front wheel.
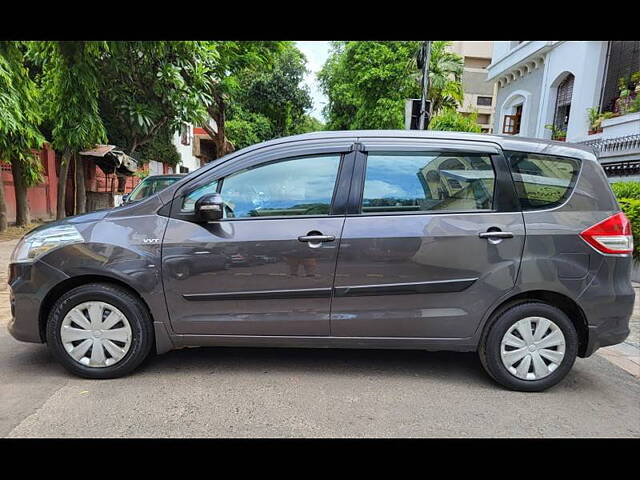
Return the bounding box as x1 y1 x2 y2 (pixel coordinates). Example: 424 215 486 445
46 283 153 379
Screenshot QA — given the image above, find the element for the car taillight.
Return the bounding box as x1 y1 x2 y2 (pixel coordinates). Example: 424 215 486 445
579 212 633 254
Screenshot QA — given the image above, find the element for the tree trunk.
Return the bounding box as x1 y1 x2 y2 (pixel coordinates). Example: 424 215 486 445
0 173 7 232
11 158 30 227
206 97 235 160
57 151 71 220
75 156 86 215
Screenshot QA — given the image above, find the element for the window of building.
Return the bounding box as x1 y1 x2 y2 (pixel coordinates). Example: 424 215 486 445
360 153 495 214
600 41 640 113
505 151 580 210
477 113 491 125
464 57 491 69
553 74 574 136
503 104 522 135
477 96 493 106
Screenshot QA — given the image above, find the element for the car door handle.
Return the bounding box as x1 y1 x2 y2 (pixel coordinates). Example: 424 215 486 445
298 235 335 243
479 231 514 239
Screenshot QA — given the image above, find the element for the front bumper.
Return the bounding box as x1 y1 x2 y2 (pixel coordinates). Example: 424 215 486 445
7 260 69 344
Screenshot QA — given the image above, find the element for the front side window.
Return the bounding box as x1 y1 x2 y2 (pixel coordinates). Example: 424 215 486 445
506 151 580 210
220 155 341 218
361 152 496 214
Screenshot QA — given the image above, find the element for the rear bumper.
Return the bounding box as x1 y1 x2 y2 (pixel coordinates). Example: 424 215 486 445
577 256 635 357
583 319 631 357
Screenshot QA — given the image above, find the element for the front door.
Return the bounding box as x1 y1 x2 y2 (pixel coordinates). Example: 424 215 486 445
162 149 351 336
331 140 525 339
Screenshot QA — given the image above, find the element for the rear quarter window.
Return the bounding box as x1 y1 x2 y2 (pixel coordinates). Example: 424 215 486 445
505 151 581 210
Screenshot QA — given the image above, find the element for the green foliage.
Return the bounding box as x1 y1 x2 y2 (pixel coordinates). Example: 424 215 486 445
30 41 107 154
226 109 274 150
0 41 45 185
612 181 640 200
428 108 482 133
134 125 181 168
617 198 640 262
318 41 464 130
544 124 567 140
98 41 215 154
587 107 604 131
610 182 640 262
427 41 464 115
234 44 312 139
318 41 421 130
290 115 324 134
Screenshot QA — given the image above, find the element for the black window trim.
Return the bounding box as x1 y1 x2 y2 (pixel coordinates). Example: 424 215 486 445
347 147 520 217
168 146 354 222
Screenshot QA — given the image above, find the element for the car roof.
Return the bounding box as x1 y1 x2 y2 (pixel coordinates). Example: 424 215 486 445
245 130 596 155
157 130 598 205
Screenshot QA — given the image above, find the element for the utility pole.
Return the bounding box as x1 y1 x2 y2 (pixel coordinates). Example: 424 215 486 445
418 41 432 130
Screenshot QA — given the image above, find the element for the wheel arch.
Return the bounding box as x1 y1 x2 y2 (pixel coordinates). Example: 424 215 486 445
480 290 589 357
38 274 155 344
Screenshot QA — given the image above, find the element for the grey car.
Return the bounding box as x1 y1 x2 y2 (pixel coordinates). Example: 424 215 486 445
7 131 634 391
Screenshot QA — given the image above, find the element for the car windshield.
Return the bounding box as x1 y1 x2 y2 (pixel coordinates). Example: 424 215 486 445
127 176 180 203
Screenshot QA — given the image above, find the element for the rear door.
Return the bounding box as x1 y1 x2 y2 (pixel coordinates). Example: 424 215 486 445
331 138 525 339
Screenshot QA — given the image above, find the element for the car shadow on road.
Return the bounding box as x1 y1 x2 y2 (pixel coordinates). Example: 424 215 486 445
142 346 498 388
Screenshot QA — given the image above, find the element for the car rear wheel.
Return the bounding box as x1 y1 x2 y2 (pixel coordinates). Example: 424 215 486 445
479 302 578 392
46 283 153 379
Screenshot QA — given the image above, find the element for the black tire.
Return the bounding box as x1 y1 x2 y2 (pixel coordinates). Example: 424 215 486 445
46 283 153 379
479 302 578 392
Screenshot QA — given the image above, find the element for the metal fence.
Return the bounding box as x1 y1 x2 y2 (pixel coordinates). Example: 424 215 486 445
579 134 640 155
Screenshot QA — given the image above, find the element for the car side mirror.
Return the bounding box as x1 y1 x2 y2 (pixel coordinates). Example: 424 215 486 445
122 194 129 204
195 193 224 222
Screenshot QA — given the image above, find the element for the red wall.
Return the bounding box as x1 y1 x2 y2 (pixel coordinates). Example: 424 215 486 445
1 144 58 222
2 144 143 224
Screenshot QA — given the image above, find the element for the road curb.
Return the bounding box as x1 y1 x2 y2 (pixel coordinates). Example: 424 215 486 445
598 342 640 378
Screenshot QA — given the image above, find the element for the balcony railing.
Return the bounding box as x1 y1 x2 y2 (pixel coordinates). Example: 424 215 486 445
579 134 640 155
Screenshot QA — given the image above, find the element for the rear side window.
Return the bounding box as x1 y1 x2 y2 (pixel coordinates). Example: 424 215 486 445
360 152 496 214
506 151 580 210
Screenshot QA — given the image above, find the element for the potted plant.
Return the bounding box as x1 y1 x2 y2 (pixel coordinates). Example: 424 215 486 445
587 107 604 134
631 71 640 94
616 76 633 114
544 124 567 141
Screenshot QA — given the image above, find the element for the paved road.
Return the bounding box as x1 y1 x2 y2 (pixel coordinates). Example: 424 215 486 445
1 239 639 438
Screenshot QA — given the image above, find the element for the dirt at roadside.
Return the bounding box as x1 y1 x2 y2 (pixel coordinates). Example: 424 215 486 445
0 222 43 243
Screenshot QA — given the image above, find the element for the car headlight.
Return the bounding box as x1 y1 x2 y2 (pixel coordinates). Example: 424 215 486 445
10 224 84 263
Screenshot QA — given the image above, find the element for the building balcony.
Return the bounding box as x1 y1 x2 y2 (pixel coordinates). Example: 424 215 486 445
578 112 640 176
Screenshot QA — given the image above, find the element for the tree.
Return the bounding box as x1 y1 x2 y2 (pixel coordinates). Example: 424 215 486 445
0 41 45 229
428 108 482 133
198 41 284 158
98 41 214 156
426 41 464 117
31 41 107 220
318 41 464 130
235 44 312 139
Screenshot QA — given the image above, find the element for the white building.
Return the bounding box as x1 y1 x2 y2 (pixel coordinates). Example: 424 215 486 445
147 118 220 176
487 41 640 181
449 41 498 133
